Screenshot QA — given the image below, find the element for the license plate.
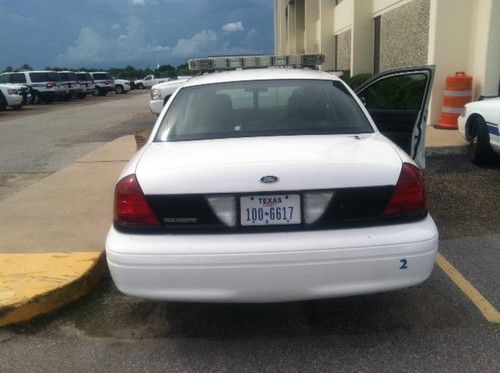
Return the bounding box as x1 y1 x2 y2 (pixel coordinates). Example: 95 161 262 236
240 194 301 226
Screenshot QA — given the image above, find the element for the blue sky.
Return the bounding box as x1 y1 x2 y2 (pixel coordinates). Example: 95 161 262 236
0 0 274 69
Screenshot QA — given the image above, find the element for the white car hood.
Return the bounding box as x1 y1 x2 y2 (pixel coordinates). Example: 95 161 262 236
135 133 403 195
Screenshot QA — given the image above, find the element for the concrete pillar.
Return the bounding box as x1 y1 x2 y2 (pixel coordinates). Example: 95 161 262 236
319 0 336 70
304 0 319 53
295 0 305 54
427 0 472 125
287 2 297 54
275 0 288 54
468 0 500 98
351 0 374 75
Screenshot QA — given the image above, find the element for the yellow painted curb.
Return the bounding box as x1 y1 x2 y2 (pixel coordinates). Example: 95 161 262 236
0 251 105 327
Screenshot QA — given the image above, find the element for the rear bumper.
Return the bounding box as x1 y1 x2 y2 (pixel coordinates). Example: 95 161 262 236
106 215 438 302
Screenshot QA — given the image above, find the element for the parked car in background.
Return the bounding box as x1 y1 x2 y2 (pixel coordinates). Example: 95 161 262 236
91 72 115 96
0 72 30 104
75 72 95 98
0 83 24 110
1 71 64 104
134 74 168 89
113 77 131 94
458 96 500 164
149 77 190 114
106 55 438 303
58 71 82 100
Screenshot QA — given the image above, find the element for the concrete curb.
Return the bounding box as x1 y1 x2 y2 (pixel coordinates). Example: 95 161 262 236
0 252 105 327
0 136 137 327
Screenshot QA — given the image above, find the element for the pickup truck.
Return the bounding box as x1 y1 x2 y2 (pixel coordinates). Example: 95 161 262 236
134 75 169 89
149 77 190 114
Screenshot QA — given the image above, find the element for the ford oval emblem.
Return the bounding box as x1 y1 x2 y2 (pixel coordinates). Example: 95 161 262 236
260 175 279 184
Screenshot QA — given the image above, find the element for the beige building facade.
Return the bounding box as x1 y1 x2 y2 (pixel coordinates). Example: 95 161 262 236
274 0 500 125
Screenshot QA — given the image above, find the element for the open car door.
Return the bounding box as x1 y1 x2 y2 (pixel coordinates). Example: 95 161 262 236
355 66 434 168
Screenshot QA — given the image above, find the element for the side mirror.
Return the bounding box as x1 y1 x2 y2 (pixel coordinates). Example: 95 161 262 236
359 96 367 106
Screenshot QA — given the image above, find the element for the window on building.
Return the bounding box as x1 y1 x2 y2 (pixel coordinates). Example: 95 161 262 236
373 16 381 74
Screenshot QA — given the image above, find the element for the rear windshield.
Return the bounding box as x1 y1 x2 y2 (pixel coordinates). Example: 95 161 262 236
76 73 92 81
30 72 61 82
92 73 112 80
155 79 373 142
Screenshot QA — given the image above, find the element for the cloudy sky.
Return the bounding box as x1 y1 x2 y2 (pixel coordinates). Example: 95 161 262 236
0 0 274 69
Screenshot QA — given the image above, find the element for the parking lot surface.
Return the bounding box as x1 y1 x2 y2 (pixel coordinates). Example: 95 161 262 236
0 90 155 198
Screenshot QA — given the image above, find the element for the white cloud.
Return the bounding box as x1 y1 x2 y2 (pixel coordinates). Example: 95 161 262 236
56 17 261 67
221 21 244 32
131 0 146 5
171 30 218 58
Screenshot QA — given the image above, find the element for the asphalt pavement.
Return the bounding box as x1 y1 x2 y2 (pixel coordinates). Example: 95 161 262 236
0 90 155 198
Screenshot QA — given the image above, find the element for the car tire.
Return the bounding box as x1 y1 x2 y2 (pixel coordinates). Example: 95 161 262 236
93 87 100 96
30 91 40 105
0 93 7 111
44 97 54 104
469 116 492 165
12 104 23 110
99 89 107 97
137 83 144 90
115 85 124 94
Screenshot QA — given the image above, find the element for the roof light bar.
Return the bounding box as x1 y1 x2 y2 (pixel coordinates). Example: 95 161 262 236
188 54 325 71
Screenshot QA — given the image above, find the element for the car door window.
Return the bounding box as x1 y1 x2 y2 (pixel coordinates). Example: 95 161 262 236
355 67 434 167
360 74 426 110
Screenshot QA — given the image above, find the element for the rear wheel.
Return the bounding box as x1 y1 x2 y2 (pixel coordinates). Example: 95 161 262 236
30 91 40 105
0 93 7 111
137 83 144 90
469 117 492 165
12 104 23 110
99 89 107 96
115 85 124 94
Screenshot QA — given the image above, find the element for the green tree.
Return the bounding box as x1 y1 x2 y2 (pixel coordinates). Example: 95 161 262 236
2 66 14 72
19 63 33 71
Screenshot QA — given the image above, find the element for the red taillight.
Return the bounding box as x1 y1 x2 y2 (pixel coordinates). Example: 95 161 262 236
383 163 426 217
114 175 160 226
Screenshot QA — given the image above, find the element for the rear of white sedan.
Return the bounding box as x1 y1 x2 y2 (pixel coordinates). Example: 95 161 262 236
106 56 438 302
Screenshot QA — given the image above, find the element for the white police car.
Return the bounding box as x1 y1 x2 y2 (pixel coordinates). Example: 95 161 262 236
458 97 500 164
149 77 190 114
0 71 65 104
0 83 24 110
106 55 438 303
91 72 115 96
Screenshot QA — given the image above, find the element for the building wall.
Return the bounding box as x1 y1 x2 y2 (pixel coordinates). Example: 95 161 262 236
275 0 499 125
379 0 430 71
335 30 351 71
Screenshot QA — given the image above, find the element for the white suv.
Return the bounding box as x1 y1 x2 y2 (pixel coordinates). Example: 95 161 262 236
58 71 82 100
0 71 65 104
91 72 115 96
75 72 95 98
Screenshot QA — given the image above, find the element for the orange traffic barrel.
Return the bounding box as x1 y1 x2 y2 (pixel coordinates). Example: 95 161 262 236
437 72 473 129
